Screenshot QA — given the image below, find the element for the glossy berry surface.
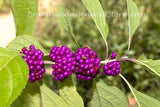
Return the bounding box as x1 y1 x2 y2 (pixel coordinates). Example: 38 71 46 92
49 46 76 81
21 45 45 83
74 47 101 80
103 52 121 76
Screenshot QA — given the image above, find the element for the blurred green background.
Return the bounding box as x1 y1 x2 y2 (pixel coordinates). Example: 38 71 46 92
1 0 160 107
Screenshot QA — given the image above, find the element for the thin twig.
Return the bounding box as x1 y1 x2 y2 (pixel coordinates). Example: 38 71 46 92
44 61 55 65
21 53 26 57
43 58 147 65
100 58 146 64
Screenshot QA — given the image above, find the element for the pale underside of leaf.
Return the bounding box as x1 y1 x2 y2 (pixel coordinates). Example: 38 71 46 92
81 0 108 58
134 55 160 78
135 60 160 77
91 79 128 107
59 77 84 107
81 0 106 38
40 82 67 107
126 0 140 55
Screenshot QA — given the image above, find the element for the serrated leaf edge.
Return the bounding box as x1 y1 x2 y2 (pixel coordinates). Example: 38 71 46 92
2 56 29 106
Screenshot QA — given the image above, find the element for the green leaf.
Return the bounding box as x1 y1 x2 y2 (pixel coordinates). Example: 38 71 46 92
19 82 41 107
0 47 29 107
81 0 108 57
59 77 84 107
120 74 160 107
19 81 67 107
57 6 80 48
7 35 48 56
127 0 140 49
134 55 160 77
40 82 67 107
91 79 129 107
10 0 38 36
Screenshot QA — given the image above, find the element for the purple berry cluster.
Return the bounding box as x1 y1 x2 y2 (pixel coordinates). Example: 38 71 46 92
103 52 121 76
21 45 45 83
74 47 101 80
21 44 121 82
49 46 77 81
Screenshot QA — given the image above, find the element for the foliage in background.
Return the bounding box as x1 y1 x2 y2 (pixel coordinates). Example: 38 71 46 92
0 0 160 107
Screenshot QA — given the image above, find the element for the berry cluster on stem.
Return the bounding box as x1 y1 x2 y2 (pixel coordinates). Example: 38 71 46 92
103 52 121 76
21 45 124 83
49 46 77 81
74 47 101 80
21 45 45 83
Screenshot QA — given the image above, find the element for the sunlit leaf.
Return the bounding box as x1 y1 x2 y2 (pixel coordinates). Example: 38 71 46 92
11 0 38 36
7 35 48 56
0 47 29 107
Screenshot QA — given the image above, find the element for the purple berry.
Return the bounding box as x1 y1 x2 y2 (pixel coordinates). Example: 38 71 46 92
39 60 44 66
41 68 45 73
63 72 68 77
36 65 41 71
39 74 43 79
29 66 34 70
116 70 120 74
111 52 116 59
103 65 108 70
59 74 64 80
71 66 76 71
30 73 36 77
57 63 63 67
88 63 93 68
63 65 67 70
